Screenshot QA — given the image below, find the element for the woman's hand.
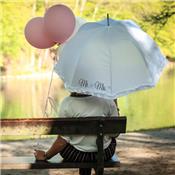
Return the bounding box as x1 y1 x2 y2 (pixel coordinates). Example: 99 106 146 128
34 136 67 161
34 149 46 160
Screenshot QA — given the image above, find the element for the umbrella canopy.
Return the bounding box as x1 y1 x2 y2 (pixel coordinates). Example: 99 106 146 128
58 16 86 53
54 18 168 99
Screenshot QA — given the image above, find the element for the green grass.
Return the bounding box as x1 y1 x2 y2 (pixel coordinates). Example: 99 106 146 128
118 66 175 131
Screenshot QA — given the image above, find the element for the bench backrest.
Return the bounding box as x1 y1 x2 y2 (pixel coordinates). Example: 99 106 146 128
1 116 127 135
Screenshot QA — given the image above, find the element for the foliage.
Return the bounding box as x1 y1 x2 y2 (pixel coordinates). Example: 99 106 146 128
1 1 30 59
0 0 46 71
141 1 175 61
0 0 175 74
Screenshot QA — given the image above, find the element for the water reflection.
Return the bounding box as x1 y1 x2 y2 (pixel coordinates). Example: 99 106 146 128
0 73 69 119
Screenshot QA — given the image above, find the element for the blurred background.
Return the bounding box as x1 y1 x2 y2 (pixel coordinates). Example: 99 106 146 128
0 0 175 131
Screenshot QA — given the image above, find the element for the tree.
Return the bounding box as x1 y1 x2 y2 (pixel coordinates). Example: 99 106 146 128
142 1 175 61
0 0 174 75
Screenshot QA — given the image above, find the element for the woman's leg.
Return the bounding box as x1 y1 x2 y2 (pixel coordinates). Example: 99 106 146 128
79 168 91 175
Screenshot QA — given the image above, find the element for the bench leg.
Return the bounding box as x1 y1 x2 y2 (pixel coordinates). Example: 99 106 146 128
79 168 91 175
95 168 104 175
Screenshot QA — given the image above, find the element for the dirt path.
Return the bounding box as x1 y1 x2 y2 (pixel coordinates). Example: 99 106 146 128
1 128 175 175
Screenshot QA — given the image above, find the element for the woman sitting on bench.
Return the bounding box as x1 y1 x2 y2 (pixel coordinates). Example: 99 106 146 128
34 92 119 175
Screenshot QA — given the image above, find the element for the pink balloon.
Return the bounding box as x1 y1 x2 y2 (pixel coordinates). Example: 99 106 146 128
24 17 56 49
44 4 76 44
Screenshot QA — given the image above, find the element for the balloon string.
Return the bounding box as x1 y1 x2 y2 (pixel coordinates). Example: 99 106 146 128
33 57 57 150
43 58 57 117
48 96 58 114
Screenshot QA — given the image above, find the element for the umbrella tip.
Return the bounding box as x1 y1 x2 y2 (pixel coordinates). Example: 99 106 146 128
107 13 109 26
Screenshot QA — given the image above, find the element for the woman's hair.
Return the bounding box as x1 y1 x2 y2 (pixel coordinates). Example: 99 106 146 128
70 92 91 97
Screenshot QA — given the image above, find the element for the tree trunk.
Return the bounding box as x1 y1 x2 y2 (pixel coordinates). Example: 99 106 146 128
30 1 36 71
44 0 49 11
80 0 87 16
74 0 80 13
92 1 103 20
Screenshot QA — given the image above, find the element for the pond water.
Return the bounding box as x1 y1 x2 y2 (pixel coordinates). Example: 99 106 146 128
1 64 175 132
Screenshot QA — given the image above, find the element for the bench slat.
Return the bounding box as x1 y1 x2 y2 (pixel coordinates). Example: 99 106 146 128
1 155 120 169
1 117 126 135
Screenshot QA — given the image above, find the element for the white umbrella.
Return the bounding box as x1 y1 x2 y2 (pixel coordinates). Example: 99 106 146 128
54 17 168 99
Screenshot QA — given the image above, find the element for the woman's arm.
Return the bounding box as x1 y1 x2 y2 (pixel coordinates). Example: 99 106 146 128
34 136 67 160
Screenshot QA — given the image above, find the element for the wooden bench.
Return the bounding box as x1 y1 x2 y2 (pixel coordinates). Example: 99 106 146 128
1 116 127 175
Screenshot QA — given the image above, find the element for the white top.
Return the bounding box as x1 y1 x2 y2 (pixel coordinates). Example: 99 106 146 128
58 96 119 152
